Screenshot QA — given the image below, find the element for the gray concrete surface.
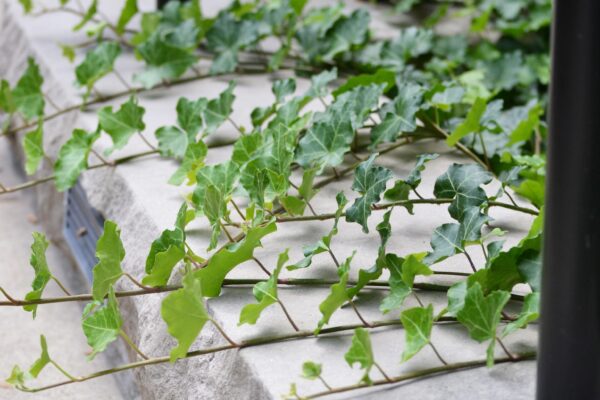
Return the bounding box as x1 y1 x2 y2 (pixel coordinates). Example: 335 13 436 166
0 0 538 399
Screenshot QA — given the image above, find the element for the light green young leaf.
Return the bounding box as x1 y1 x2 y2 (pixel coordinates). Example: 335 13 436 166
73 0 97 31
155 126 189 159
18 0 33 13
433 163 492 219
75 41 121 94
24 232 52 318
23 120 44 175
316 253 354 332
333 69 395 98
168 141 208 185
161 272 210 362
6 365 28 389
12 58 45 121
502 292 540 337
0 80 15 114
116 0 138 35
508 103 543 144
400 304 433 362
82 289 123 360
370 83 423 148
239 249 289 325
53 128 100 191
92 221 125 301
446 97 487 146
145 203 188 274
456 282 510 367
195 221 277 297
301 361 322 380
344 327 374 384
401 252 433 287
142 245 185 287
29 335 50 378
98 96 146 153
345 155 393 233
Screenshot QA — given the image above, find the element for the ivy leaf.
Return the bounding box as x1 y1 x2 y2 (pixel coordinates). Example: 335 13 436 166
134 33 197 89
322 9 370 60
98 96 146 154
155 126 189 159
142 245 185 287
161 272 210 362
508 103 543 144
370 83 423 148
446 98 487 146
433 163 492 220
446 280 468 316
23 232 52 318
429 83 465 111
82 289 123 360
456 282 510 367
92 221 125 301
73 0 97 31
75 41 121 95
380 254 411 314
401 253 433 287
502 292 540 338
301 361 322 380
12 58 45 121
195 221 277 297
333 69 395 98
116 0 138 35
272 78 296 102
400 304 433 362
316 253 354 332
23 120 44 175
305 68 337 99
239 249 288 325
53 128 100 191
345 155 393 233
385 153 438 207
295 117 354 173
168 141 208 185
0 80 15 114
344 327 374 384
28 335 51 378
176 97 207 137
423 223 461 265
202 81 236 136
206 13 259 74
18 0 33 13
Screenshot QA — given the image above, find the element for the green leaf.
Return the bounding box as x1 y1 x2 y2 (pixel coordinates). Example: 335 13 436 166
344 327 374 384
142 245 185 287
384 153 438 207
322 9 370 60
168 141 208 185
424 223 461 264
316 253 354 332
430 83 465 111
75 41 121 93
23 120 44 175
333 69 395 98
272 78 296 102
401 253 432 287
98 96 145 154
134 33 197 89
116 0 138 35
305 68 337 99
456 283 510 367
446 280 467 316
301 361 322 380
380 254 411 314
202 81 236 136
400 304 433 362
502 292 539 337
239 249 288 325
0 80 15 114
6 365 28 389
176 96 207 137
405 153 439 188
295 117 353 173
145 203 188 276
12 58 45 121
24 232 52 318
155 126 189 159
370 83 423 148
82 289 123 360
508 103 543 144
433 163 492 220
446 97 487 146
53 128 100 191
92 221 125 301
29 335 50 378
206 13 259 74
161 272 210 362
195 221 277 297
345 155 393 233
73 0 97 31
18 0 33 13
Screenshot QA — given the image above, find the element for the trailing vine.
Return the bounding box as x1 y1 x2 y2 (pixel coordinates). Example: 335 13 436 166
1 0 548 398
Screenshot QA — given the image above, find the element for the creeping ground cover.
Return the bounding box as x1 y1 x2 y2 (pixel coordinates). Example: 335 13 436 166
0 0 549 397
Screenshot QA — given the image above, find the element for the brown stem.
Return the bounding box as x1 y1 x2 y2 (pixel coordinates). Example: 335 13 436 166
277 300 300 332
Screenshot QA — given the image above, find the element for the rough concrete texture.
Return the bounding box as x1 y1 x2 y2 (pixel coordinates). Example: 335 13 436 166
1 0 537 399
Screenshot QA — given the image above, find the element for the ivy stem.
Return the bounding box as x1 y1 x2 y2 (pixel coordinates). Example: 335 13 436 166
50 276 71 296
463 250 477 273
122 273 153 291
0 182 6 192
349 300 372 328
43 93 61 111
210 319 239 347
373 362 392 382
318 376 332 390
119 330 149 360
137 131 157 151
480 242 488 261
228 117 244 135
90 148 112 166
477 131 491 169
112 69 132 91
277 299 300 332
412 188 425 200
496 337 516 360
230 200 246 221
303 352 536 399
49 360 80 382
0 286 19 304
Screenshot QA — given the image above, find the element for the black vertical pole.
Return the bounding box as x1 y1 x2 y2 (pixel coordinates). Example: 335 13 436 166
537 1 600 399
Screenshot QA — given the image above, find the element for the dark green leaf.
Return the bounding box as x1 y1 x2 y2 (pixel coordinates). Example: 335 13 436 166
433 163 492 219
446 97 487 146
